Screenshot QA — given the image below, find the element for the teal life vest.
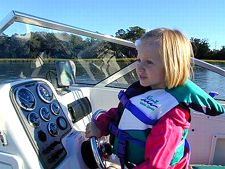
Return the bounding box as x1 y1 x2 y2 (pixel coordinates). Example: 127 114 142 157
166 80 225 116
109 80 225 166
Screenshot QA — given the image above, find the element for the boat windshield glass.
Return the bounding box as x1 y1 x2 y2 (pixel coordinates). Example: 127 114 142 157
0 21 136 87
1 12 225 100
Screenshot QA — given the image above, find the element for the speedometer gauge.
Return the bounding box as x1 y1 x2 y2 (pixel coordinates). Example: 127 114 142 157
15 87 36 111
37 83 53 103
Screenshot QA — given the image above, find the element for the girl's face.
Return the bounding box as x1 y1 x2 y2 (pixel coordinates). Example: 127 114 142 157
136 40 166 89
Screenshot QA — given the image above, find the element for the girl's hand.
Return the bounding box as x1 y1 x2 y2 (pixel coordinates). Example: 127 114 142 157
85 122 101 138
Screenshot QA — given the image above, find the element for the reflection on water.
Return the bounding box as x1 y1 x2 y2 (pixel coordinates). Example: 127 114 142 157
1 61 225 100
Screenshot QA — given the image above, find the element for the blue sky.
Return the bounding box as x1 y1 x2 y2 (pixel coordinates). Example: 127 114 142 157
1 0 225 50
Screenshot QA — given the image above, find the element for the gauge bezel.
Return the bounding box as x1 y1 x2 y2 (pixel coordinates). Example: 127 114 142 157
37 83 53 103
56 116 68 130
27 112 40 128
39 107 51 122
47 122 59 136
50 102 60 116
15 87 36 111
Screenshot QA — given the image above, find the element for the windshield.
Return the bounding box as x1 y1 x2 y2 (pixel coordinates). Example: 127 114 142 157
0 16 136 88
1 11 225 100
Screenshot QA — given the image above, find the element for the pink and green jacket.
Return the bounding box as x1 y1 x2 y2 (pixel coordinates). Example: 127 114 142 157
94 80 225 168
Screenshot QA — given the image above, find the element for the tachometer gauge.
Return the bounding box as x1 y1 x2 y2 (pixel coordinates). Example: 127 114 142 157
15 87 36 111
37 83 53 103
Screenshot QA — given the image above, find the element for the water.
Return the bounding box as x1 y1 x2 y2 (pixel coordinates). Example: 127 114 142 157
1 61 225 100
192 63 225 100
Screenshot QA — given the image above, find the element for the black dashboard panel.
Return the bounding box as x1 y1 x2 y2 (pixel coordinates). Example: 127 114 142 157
10 80 72 169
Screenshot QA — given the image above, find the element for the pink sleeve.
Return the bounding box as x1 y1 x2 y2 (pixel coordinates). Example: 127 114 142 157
94 107 118 136
134 105 190 169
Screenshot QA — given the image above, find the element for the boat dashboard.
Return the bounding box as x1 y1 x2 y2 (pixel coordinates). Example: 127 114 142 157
0 78 89 169
12 80 72 168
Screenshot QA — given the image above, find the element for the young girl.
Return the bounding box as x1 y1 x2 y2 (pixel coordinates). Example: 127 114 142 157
85 28 225 169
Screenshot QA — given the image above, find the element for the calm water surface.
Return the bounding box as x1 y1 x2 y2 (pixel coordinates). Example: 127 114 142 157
192 63 225 100
1 62 225 100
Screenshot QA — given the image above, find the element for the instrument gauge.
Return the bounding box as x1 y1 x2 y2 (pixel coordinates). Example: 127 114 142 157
50 102 60 115
48 122 59 136
37 83 53 103
27 112 40 127
15 87 36 111
39 107 51 121
56 116 68 130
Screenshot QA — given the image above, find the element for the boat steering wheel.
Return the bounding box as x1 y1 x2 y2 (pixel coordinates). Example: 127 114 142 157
90 137 106 169
88 109 112 169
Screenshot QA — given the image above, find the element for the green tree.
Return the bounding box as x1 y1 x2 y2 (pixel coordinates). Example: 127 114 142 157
212 46 225 60
114 26 145 58
115 26 145 42
190 38 210 59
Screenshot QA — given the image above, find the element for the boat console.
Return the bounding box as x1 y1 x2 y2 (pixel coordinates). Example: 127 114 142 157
0 79 89 169
11 80 72 168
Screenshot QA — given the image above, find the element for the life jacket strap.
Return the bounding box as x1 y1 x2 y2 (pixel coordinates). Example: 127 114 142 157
109 123 145 147
108 123 145 169
184 139 191 169
118 90 157 125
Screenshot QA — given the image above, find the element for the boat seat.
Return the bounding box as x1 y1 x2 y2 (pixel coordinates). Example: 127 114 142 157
191 165 225 169
55 60 76 88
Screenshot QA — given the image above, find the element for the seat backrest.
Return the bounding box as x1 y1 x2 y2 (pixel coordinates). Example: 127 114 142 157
55 60 76 87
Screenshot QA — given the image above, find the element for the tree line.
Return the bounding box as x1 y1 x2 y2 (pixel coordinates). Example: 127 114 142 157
115 26 225 60
0 26 224 60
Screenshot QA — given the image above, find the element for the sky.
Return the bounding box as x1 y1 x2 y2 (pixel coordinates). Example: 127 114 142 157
0 0 225 50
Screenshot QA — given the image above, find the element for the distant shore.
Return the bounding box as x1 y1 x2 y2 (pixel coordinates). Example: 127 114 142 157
204 59 225 64
0 58 225 64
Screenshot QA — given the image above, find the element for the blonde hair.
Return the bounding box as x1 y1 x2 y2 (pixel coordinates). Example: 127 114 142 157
138 28 194 89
